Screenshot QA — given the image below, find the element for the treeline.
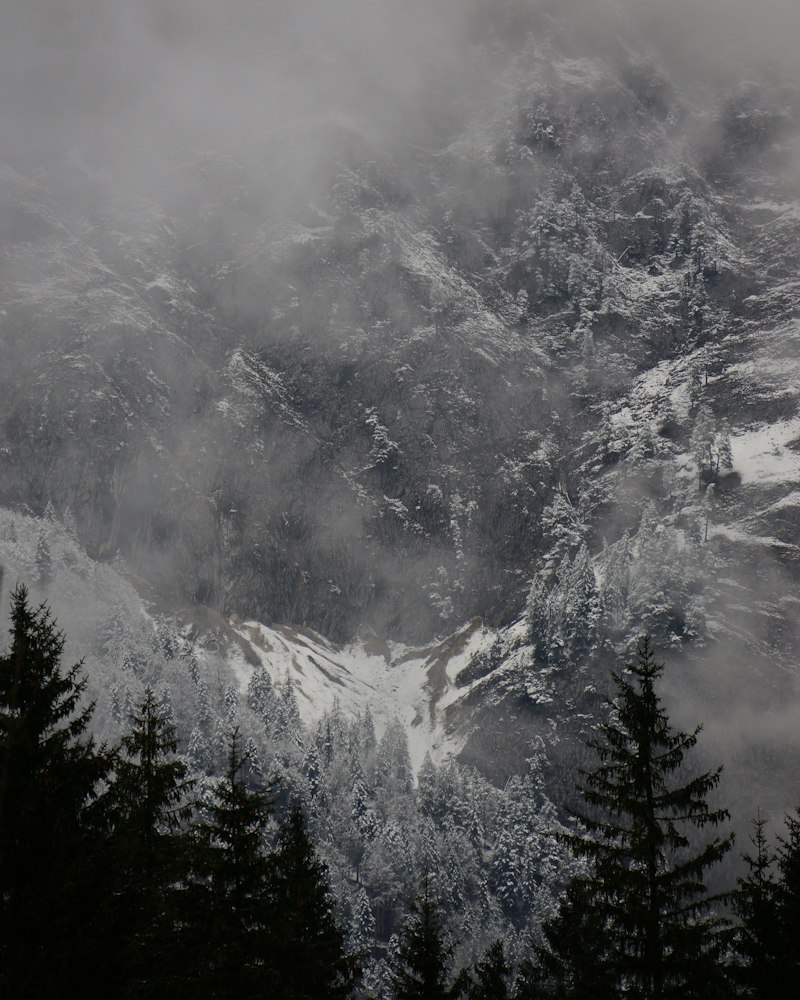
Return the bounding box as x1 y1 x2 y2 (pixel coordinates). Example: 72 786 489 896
1 586 798 998
0 585 355 998
387 639 800 1000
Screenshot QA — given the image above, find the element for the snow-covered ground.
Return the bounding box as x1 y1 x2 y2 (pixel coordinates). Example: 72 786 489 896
730 418 800 486
228 618 497 771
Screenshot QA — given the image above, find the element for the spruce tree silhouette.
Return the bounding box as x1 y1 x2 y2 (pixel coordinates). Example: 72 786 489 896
536 637 733 999
0 585 113 997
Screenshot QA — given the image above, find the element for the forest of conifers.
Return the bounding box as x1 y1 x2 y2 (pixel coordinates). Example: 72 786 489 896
0 584 797 999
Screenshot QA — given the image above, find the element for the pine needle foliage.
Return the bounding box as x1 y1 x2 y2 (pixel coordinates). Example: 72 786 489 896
556 636 734 999
0 585 113 996
732 812 782 999
269 805 360 999
110 687 196 996
462 939 512 1000
775 806 800 993
519 877 617 1000
388 878 454 1000
115 686 195 856
190 726 274 998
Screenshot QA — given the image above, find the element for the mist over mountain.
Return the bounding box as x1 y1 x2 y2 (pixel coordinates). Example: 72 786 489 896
2 0 800 976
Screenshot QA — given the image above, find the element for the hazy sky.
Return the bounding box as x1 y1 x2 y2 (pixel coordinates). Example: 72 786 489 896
0 1 468 172
1 0 798 179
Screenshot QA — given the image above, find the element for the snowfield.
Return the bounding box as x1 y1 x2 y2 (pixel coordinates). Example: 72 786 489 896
229 618 498 771
731 418 800 486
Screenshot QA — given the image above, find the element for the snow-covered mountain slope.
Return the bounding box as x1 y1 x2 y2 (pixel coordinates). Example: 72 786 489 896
2 2 800 829
0 505 587 962
0 505 500 772
228 618 498 773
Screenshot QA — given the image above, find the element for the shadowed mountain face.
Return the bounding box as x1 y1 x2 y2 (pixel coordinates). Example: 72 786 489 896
2 0 800 898
1 1 797 643
1 0 799 677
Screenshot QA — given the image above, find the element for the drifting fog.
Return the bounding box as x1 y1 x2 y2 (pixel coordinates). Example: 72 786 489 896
2 0 799 180
0 0 474 177
1 0 800 832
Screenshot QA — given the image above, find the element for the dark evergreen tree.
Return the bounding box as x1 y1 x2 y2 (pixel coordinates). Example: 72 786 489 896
269 805 359 999
360 707 377 754
526 576 557 668
388 880 454 1000
462 939 511 1000
109 686 195 997
0 585 114 997
115 686 194 868
732 813 782 1000
775 806 800 994
189 727 274 999
517 878 617 1000
550 637 733 1000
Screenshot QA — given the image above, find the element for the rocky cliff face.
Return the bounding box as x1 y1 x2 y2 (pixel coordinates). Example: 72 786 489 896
1 2 800 821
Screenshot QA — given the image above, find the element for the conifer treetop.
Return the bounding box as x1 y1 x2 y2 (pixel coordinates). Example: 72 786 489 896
557 635 734 999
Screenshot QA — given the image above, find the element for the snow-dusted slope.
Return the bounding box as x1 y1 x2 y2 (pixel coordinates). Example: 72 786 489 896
0 504 503 773
228 618 497 772
2 3 800 827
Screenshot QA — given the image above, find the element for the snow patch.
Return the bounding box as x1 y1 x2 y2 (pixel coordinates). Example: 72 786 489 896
710 523 796 550
730 419 800 486
230 619 498 773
